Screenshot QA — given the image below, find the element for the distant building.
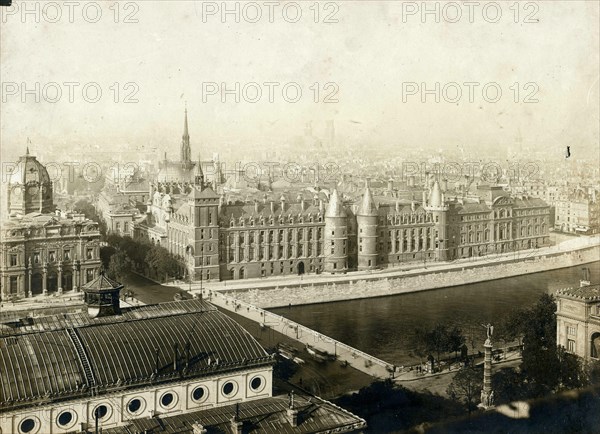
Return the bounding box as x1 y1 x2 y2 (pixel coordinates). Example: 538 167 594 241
0 279 366 433
0 149 102 301
556 281 600 360
554 187 599 234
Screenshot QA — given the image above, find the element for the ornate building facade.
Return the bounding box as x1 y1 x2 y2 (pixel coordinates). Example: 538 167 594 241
134 114 552 282
0 150 102 301
556 280 600 361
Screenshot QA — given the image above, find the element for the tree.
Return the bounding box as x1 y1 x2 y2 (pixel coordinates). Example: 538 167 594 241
145 245 179 282
107 250 131 281
100 246 116 269
448 326 467 358
495 293 589 398
447 367 482 414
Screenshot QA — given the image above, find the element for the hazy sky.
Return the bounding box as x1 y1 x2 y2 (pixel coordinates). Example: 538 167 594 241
1 1 598 161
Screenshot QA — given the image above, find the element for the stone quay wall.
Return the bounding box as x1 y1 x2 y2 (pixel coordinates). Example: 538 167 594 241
215 240 600 309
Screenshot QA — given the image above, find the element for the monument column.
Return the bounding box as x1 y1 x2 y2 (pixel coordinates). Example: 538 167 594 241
480 324 495 410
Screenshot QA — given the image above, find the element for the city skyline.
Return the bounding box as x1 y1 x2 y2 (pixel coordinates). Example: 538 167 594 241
1 1 599 162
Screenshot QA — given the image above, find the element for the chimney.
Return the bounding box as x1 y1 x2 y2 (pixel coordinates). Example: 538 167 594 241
192 423 208 434
270 201 275 214
395 201 400 213
254 200 259 213
231 404 243 434
422 190 427 207
280 195 286 213
300 198 306 212
388 179 394 191
286 391 299 427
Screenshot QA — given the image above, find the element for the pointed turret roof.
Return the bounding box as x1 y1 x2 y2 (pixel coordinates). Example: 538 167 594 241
325 188 346 218
358 182 377 216
428 181 443 208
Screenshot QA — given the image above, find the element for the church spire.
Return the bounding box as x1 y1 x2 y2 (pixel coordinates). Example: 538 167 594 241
181 106 191 164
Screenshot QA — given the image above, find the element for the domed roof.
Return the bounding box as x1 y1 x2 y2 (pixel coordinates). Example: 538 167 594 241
8 149 51 187
6 149 55 217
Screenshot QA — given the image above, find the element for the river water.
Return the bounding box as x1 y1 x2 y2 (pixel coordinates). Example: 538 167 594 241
271 262 600 366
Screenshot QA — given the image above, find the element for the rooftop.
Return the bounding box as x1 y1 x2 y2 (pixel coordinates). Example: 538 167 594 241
557 284 600 302
103 393 366 434
0 299 272 411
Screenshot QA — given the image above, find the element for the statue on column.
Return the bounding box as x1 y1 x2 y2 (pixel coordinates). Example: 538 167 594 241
480 323 495 409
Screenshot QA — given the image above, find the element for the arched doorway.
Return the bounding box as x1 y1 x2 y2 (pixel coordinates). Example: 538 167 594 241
297 262 305 275
239 267 245 279
591 333 600 359
31 273 43 295
62 272 73 291
47 273 58 292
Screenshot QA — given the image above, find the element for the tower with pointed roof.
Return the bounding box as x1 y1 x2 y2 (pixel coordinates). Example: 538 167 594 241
181 107 192 169
357 182 379 270
424 180 449 261
324 188 348 273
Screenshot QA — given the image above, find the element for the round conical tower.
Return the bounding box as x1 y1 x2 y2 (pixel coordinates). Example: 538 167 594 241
324 188 348 273
357 183 378 270
424 180 449 261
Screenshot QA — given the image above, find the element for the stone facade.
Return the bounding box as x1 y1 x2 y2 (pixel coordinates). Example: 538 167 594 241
556 282 600 361
0 150 102 301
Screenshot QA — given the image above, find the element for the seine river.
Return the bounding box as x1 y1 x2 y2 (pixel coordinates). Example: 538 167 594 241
271 262 600 366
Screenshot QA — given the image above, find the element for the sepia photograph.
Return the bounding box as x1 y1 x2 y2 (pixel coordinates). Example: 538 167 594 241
0 1 599 433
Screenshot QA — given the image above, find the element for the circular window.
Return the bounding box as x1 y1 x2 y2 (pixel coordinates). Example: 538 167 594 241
160 392 177 408
191 386 208 403
19 418 36 434
127 398 144 414
222 381 237 397
250 376 265 392
93 404 110 421
57 411 75 427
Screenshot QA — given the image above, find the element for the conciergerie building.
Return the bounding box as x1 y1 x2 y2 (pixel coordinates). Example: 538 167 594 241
134 111 552 282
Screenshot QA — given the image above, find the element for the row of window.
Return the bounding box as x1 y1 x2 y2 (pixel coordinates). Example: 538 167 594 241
6 248 95 267
229 215 324 227
16 377 266 434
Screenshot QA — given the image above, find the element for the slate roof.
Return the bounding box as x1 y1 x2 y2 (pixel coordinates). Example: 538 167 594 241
557 284 600 302
103 393 366 434
0 300 272 411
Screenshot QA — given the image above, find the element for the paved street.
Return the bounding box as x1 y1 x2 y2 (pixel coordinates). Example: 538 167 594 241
121 272 190 304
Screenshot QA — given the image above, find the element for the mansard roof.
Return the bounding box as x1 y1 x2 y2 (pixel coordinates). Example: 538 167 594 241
0 299 271 411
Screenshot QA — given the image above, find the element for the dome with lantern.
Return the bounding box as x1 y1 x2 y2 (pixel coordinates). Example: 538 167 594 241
7 147 55 217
